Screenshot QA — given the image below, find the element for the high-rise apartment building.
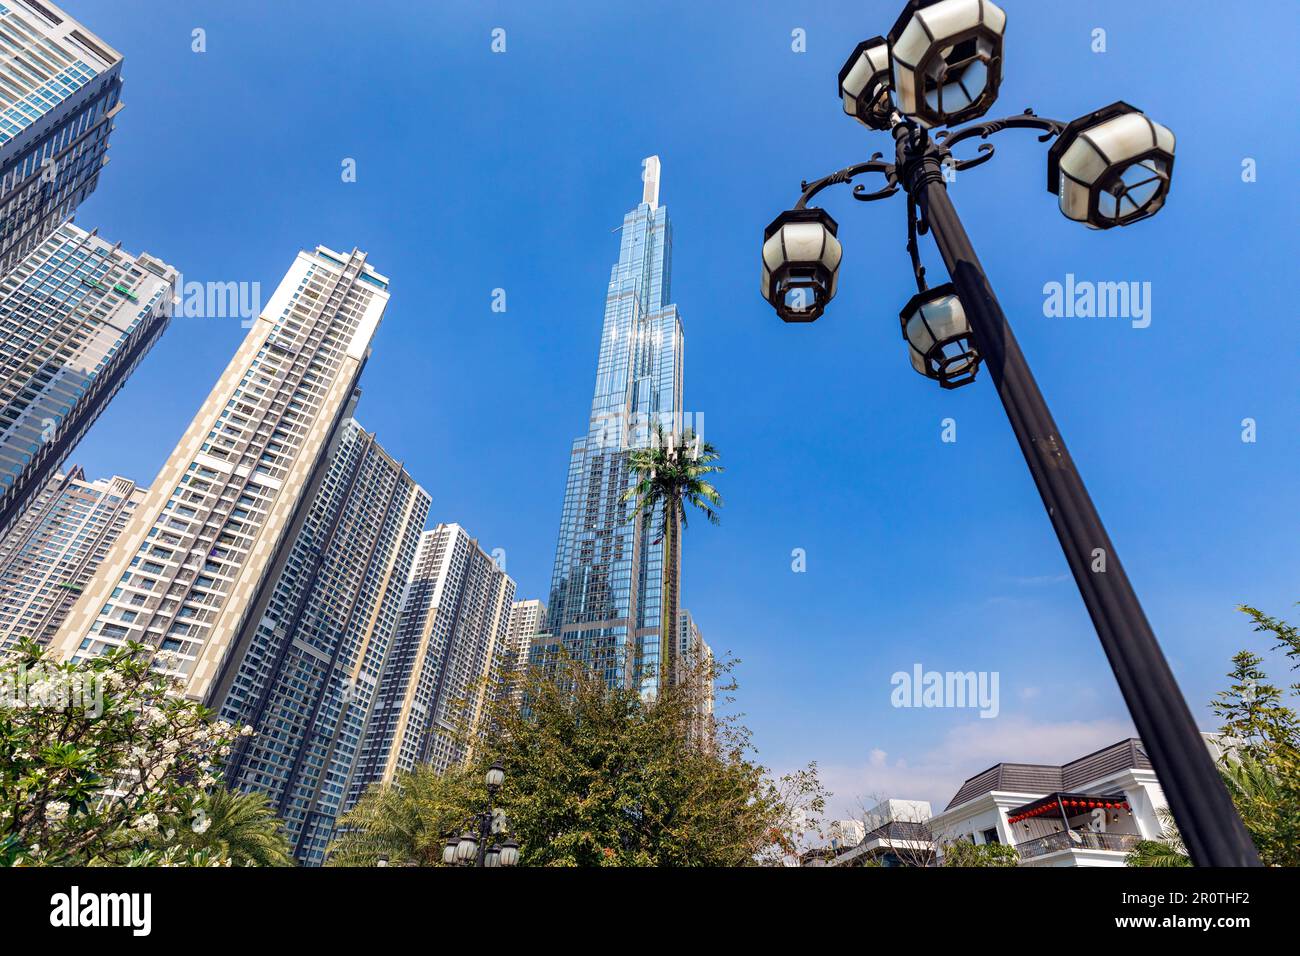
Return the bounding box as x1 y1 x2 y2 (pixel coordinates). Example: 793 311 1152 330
0 223 175 537
350 523 515 800
677 608 714 747
0 465 145 649
545 156 685 698
51 246 391 706
214 417 428 867
0 1 124 274
505 598 545 677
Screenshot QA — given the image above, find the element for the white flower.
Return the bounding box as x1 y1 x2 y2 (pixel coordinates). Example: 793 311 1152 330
192 816 211 835
44 801 69 821
133 812 159 831
240 725 254 737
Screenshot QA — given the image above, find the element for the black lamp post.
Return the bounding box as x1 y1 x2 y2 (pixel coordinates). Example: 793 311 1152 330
762 0 1259 867
442 761 520 868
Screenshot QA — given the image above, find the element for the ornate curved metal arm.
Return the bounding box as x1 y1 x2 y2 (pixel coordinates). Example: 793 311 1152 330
934 108 1067 172
795 152 898 209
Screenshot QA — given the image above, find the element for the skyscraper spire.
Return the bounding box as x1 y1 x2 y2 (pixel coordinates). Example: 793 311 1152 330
642 155 661 210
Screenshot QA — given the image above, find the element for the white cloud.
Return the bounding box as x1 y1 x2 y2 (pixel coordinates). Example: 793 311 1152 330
810 715 1135 819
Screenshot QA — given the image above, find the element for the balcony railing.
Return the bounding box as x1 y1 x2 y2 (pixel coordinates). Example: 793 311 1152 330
1015 830 1141 859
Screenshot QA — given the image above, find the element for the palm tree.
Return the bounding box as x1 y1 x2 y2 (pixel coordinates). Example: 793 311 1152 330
1125 807 1191 867
327 764 480 866
170 789 295 867
1218 752 1298 866
622 423 723 691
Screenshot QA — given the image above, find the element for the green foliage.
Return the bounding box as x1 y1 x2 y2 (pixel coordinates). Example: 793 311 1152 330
1200 602 1300 867
622 424 724 540
327 764 481 867
330 654 825 866
1211 650 1298 764
1217 753 1299 867
160 789 294 867
940 840 1019 867
622 426 725 686
1125 839 1193 867
1239 603 1300 668
1125 807 1190 867
0 639 288 866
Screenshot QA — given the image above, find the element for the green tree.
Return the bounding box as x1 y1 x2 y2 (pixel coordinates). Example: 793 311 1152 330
1218 753 1299 867
330 654 824 866
622 424 723 689
940 840 1019 867
325 764 480 867
0 639 257 866
159 789 294 867
1211 650 1298 764
1194 602 1300 867
1239 602 1300 667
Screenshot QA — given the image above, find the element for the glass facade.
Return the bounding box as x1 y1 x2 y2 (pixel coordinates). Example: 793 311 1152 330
545 159 684 697
0 223 176 538
0 1 124 274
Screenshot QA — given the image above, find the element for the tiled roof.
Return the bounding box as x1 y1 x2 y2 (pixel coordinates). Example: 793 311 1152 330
944 738 1151 810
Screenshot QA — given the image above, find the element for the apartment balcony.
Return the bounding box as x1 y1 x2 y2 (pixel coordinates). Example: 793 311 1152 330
1008 791 1143 866
1016 829 1141 861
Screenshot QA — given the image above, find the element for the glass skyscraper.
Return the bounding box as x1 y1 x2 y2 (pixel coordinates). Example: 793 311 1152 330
545 156 684 698
0 1 124 275
0 223 176 538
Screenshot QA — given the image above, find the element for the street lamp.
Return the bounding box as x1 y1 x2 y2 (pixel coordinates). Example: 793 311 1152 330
454 830 478 864
442 761 521 868
1047 101 1176 229
888 0 1007 128
761 208 843 323
838 37 893 130
899 283 978 388
760 0 1259 867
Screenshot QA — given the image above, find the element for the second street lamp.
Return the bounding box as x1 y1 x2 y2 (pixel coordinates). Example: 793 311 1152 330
762 0 1260 867
442 761 520 868
898 283 978 388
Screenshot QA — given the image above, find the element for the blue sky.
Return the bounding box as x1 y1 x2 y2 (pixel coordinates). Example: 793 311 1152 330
60 0 1299 814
